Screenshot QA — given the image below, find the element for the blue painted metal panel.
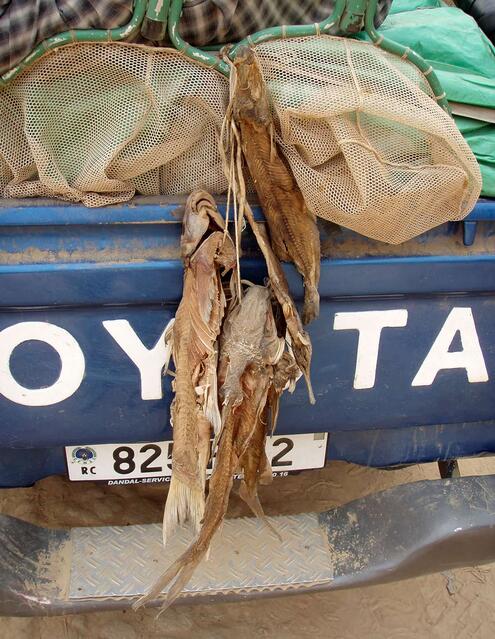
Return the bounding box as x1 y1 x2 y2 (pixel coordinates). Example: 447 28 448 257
462 198 495 245
0 422 494 488
2 257 495 307
1 294 494 449
468 199 495 220
0 197 494 486
328 422 495 467
0 196 493 226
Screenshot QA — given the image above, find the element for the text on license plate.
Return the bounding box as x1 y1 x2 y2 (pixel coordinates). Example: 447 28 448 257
65 433 328 484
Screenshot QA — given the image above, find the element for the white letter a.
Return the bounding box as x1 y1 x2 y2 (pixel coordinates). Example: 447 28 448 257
412 308 488 386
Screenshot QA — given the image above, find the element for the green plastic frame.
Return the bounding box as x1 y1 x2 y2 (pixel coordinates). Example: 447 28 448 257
0 0 449 114
364 0 449 112
167 0 449 112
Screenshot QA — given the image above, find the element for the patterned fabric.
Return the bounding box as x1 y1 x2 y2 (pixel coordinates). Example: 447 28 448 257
0 1 132 73
0 0 392 74
180 0 393 46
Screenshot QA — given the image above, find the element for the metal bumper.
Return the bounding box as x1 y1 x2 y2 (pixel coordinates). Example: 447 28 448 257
1 475 494 616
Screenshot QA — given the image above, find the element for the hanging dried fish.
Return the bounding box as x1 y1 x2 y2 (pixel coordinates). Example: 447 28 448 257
237 346 299 525
220 89 315 402
232 46 321 325
248 217 315 404
237 403 271 518
136 101 319 606
162 191 236 544
137 397 239 610
220 284 285 533
136 284 289 610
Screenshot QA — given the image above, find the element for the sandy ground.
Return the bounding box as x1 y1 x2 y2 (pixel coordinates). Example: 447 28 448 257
1 458 495 638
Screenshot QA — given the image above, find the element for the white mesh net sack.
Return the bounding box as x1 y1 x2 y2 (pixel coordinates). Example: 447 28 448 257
254 36 481 243
0 36 481 242
0 43 229 207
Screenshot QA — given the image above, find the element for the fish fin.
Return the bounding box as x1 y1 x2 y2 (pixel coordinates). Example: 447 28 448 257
133 547 201 612
302 284 320 326
162 317 175 377
239 481 281 542
162 478 204 547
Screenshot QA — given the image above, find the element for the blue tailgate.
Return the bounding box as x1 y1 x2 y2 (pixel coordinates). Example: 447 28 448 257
0 197 494 486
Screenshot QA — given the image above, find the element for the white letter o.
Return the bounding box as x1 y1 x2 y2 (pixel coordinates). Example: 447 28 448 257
0 322 85 406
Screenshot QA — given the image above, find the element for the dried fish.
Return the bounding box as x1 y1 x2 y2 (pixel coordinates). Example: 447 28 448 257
136 284 288 610
137 174 315 611
243 206 315 404
137 401 239 611
236 347 298 535
220 101 315 401
232 46 321 325
237 402 273 529
162 191 236 544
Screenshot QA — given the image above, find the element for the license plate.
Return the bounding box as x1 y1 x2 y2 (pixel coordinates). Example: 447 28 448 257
65 433 328 485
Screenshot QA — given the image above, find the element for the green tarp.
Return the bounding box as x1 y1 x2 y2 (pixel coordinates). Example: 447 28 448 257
362 0 495 196
455 116 495 196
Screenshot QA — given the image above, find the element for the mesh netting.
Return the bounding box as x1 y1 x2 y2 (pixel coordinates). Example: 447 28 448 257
0 37 481 242
256 36 481 242
0 44 229 207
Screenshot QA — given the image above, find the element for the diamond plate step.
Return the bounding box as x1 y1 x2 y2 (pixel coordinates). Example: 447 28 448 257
69 513 333 599
1 475 495 616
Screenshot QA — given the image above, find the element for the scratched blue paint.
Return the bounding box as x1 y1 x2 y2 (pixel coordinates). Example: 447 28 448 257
0 196 494 226
2 257 495 307
0 197 494 487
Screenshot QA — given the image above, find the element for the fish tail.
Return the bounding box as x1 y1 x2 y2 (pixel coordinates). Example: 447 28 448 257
133 546 202 611
162 477 204 547
302 283 320 325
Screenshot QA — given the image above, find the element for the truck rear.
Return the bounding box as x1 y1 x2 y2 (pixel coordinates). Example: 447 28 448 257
0 0 495 617
0 196 494 614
